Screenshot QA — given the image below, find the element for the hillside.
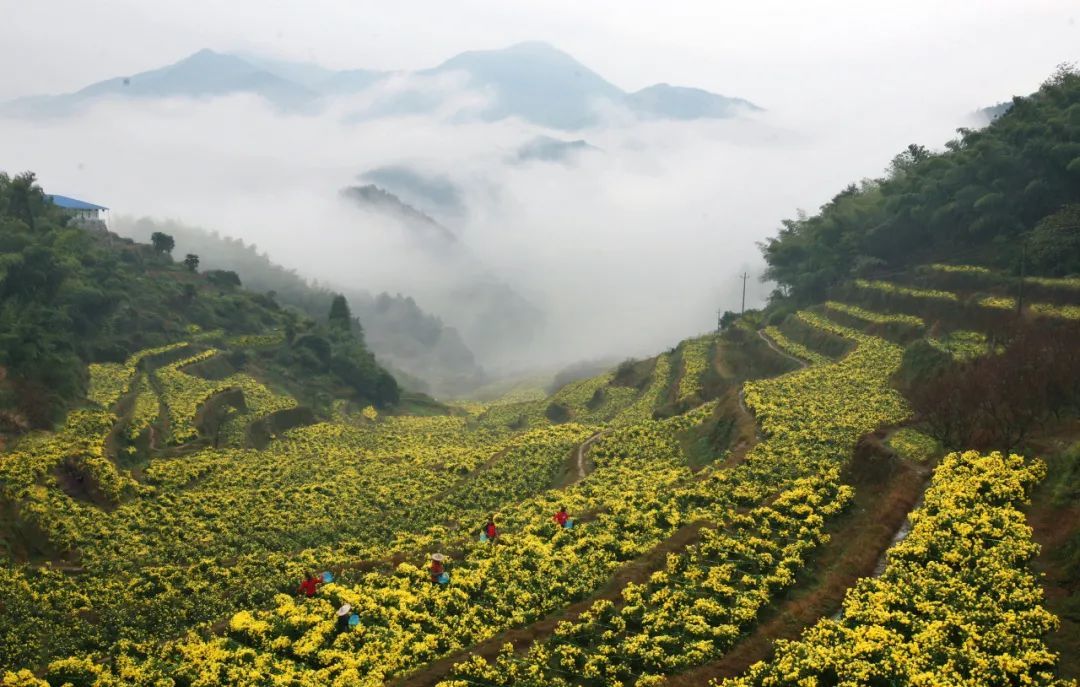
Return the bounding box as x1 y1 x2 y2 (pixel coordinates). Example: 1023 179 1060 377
762 65 1080 303
113 216 485 398
337 185 546 368
0 172 400 432
2 72 1080 687
1 257 1076 685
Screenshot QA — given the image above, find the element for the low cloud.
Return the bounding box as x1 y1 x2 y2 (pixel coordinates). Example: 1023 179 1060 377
0 81 982 373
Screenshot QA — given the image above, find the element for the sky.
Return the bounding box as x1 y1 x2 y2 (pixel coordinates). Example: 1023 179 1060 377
2 0 1077 106
1 1 1078 376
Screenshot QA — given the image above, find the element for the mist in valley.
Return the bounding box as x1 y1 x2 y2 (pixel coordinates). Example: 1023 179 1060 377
1 0 1075 394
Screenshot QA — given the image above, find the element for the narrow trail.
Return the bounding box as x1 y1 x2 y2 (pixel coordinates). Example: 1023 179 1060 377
757 328 809 369
735 387 762 443
735 329 808 439
575 431 605 480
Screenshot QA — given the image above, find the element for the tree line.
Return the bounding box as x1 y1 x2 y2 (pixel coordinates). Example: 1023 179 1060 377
761 64 1080 304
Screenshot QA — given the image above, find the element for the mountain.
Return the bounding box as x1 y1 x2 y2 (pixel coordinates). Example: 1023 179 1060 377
359 166 466 218
421 41 624 129
340 184 458 247
339 183 545 366
3 49 319 116
416 42 757 128
232 52 338 90
625 82 761 119
2 43 759 128
514 135 599 163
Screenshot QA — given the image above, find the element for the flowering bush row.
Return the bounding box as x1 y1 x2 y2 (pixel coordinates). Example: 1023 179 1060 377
722 451 1069 687
676 335 715 402
853 279 960 301
439 313 911 685
824 300 925 328
761 326 830 365
86 341 189 408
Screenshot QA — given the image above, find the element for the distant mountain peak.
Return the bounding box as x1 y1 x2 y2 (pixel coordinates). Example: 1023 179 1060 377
160 48 250 73
188 47 225 60
506 40 559 51
2 42 759 127
340 184 458 246
515 135 599 163
626 83 762 120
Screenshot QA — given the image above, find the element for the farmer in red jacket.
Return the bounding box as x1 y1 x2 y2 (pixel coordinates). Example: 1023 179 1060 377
297 572 321 598
553 505 570 529
483 515 498 543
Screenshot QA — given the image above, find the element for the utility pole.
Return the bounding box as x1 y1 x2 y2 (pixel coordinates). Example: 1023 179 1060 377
1016 241 1026 317
739 272 750 315
716 308 723 333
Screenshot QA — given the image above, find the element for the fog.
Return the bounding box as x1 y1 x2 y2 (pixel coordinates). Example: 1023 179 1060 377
0 88 953 369
1 0 1077 379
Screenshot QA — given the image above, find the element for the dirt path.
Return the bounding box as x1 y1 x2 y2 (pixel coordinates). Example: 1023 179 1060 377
733 387 762 444
735 330 806 438
576 432 604 480
757 329 809 369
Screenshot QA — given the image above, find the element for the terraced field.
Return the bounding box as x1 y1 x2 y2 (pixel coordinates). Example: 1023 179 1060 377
1 270 1075 687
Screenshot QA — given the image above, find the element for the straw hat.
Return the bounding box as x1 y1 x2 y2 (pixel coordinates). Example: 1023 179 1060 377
431 553 446 562
336 603 352 617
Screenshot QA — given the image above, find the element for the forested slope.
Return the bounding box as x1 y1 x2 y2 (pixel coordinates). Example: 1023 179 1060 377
762 65 1080 303
0 173 398 430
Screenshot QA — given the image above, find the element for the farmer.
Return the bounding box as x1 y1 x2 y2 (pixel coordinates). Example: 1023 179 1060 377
430 553 447 584
334 603 353 634
298 571 322 598
553 505 570 529
483 515 498 543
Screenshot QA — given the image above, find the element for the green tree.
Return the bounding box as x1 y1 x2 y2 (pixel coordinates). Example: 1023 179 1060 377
8 172 42 230
1027 204 1080 275
328 294 351 331
183 254 200 272
151 232 175 254
205 270 241 288
180 283 196 305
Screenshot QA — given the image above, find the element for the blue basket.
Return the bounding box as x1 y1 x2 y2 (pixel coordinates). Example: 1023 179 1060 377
320 571 334 583
348 614 360 627
565 519 574 529
437 572 450 584
479 532 488 542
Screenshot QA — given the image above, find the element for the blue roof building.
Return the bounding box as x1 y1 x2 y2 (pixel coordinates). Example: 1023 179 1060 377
47 194 109 224
48 195 108 211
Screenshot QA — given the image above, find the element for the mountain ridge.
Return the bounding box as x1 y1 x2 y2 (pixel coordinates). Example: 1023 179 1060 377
2 43 759 128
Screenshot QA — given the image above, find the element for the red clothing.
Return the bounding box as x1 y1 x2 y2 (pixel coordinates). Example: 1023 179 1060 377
485 522 497 539
298 577 319 597
430 561 445 576
554 511 569 527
